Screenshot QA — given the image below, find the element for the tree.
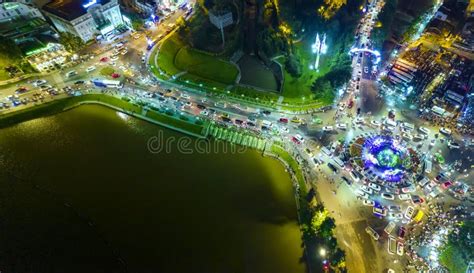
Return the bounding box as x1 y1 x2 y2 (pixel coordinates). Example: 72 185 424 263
285 53 302 78
59 32 84 52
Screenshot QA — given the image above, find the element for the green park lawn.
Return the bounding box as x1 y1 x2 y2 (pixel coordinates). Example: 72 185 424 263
175 46 238 85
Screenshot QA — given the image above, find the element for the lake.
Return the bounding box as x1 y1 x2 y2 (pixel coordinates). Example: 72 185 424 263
0 105 305 273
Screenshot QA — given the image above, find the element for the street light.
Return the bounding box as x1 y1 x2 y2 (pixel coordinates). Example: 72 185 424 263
319 247 327 257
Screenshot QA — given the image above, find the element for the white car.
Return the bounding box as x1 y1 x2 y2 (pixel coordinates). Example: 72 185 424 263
402 133 413 141
384 221 396 234
397 241 404 256
363 199 375 206
401 185 416 193
180 93 190 99
404 206 415 219
110 56 119 61
373 206 387 216
381 193 395 200
336 123 347 130
200 110 209 116
293 134 305 144
86 66 96 73
447 141 460 149
425 181 437 191
365 226 380 241
33 79 47 86
322 126 334 132
368 183 381 191
389 212 403 220
413 134 426 141
120 50 128 55
419 127 430 135
371 120 381 127
439 127 452 136
398 193 411 201
355 117 365 124
429 139 436 147
361 185 373 195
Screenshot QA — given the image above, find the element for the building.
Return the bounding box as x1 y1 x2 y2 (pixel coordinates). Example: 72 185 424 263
42 0 124 42
0 1 45 23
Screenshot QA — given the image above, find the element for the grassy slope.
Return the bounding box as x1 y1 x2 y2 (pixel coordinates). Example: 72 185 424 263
175 46 238 85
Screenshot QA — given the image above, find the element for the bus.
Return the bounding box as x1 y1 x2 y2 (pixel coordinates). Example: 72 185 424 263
391 68 414 80
397 58 417 69
424 158 432 174
92 79 123 89
390 70 413 83
388 75 403 85
394 61 417 73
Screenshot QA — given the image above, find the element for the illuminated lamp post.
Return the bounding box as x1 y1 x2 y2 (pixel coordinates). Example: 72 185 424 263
311 33 327 71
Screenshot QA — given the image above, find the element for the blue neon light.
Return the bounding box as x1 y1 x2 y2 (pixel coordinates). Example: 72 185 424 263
83 0 97 9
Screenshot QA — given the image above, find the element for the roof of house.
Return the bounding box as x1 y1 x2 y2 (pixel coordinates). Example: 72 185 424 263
42 0 111 21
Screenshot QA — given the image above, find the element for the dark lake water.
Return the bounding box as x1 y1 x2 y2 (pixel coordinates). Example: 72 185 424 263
0 105 305 273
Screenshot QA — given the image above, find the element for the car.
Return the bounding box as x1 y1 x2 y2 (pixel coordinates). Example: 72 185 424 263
411 195 424 204
355 117 365 124
363 199 375 206
429 138 436 147
439 127 452 136
388 236 397 255
364 66 369 74
356 190 369 199
413 134 426 141
447 141 460 149
370 120 381 127
373 206 387 216
100 57 109 62
418 177 430 188
74 80 85 85
110 56 119 61
180 93 190 99
196 104 206 110
86 66 96 73
398 193 411 201
441 181 453 189
381 193 395 200
322 126 334 132
388 205 401 211
419 127 430 135
350 170 361 182
336 123 347 130
425 181 437 191
401 185 416 193
33 79 47 86
402 133 413 141
292 134 304 144
398 226 406 239
327 162 339 174
280 127 289 133
404 206 415 219
384 221 396 234
304 148 314 158
15 87 28 94
361 185 373 195
111 73 120 78
279 117 289 123
200 110 209 116
341 176 352 185
396 241 404 256
389 212 403 220
365 226 380 240
368 183 381 191
291 117 302 123
261 110 271 116
120 50 128 55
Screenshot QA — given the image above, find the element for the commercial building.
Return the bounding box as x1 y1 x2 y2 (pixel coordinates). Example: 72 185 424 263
0 1 44 23
42 0 124 42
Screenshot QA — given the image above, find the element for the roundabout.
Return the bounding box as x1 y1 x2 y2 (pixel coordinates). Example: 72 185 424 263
349 135 422 183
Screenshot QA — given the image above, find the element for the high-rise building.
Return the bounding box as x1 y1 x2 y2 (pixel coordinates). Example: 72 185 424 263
42 0 124 42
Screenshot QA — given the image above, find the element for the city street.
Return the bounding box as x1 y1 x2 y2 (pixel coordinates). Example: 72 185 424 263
0 0 472 272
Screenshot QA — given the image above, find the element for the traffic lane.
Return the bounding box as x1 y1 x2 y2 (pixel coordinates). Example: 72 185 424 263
358 79 384 115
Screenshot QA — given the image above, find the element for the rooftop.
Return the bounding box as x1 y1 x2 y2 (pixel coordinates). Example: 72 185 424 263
43 0 111 21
